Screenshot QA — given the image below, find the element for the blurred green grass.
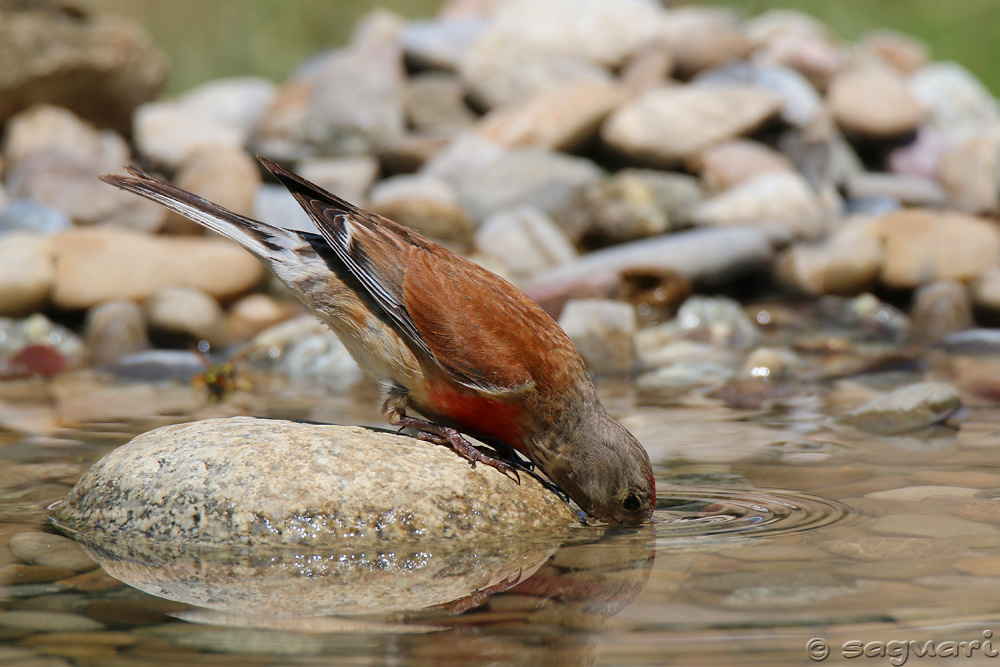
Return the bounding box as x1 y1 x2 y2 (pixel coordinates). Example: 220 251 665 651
86 0 1000 95
85 0 444 94
703 0 1000 91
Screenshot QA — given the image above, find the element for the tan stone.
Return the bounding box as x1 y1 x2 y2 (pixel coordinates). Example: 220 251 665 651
950 500 1000 524
602 85 783 167
227 294 299 341
874 209 1000 288
869 513 995 538
954 557 1000 576
689 172 826 239
829 65 925 137
163 147 261 234
973 268 1000 314
478 80 624 152
661 6 753 78
0 232 53 316
859 29 930 74
691 139 795 192
50 228 264 309
775 215 883 296
937 129 1000 215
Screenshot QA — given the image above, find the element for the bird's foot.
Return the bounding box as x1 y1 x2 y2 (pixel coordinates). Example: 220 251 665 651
396 416 521 484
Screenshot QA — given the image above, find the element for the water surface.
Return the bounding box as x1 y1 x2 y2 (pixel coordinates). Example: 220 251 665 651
2 324 1000 665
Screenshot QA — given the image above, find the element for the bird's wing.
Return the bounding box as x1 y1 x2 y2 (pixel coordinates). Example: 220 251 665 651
259 157 548 395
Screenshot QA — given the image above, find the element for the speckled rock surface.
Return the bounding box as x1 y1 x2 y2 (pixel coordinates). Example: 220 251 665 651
54 417 579 546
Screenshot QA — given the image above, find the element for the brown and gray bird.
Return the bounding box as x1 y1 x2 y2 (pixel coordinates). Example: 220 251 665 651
101 158 655 525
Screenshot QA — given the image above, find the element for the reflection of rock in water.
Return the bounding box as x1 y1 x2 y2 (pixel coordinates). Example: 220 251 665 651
75 534 560 617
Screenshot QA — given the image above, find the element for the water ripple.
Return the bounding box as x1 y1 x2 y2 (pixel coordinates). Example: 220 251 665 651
653 486 859 539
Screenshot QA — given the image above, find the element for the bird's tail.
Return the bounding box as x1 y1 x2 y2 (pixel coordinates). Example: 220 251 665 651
99 166 304 260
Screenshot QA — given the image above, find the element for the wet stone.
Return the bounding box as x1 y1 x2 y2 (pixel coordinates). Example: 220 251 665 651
83 300 149 366
717 546 828 562
0 564 75 585
836 382 962 435
837 558 953 581
910 280 974 343
8 533 96 573
0 611 104 632
722 585 853 609
278 330 364 393
83 600 176 627
954 557 1000 576
55 417 579 546
950 500 1000 524
821 536 970 562
136 626 327 656
864 486 978 501
869 513 996 539
912 470 1000 489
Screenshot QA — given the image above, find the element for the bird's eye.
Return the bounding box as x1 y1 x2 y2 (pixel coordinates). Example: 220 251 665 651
623 494 641 511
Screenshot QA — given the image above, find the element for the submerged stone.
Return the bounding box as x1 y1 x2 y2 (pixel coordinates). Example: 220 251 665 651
54 417 579 547
836 381 962 435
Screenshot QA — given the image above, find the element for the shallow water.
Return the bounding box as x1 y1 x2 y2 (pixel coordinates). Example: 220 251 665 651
3 333 1000 665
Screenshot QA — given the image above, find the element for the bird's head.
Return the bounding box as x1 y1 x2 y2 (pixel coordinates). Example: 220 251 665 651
547 407 655 526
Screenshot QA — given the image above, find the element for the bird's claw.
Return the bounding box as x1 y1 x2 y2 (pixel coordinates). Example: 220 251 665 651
401 417 520 484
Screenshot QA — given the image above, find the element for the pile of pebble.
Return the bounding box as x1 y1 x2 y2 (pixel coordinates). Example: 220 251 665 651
0 0 998 403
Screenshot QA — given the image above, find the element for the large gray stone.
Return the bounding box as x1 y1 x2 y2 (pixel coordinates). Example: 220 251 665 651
455 149 603 224
527 226 773 297
49 228 264 309
460 31 611 111
55 417 579 547
836 382 962 435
